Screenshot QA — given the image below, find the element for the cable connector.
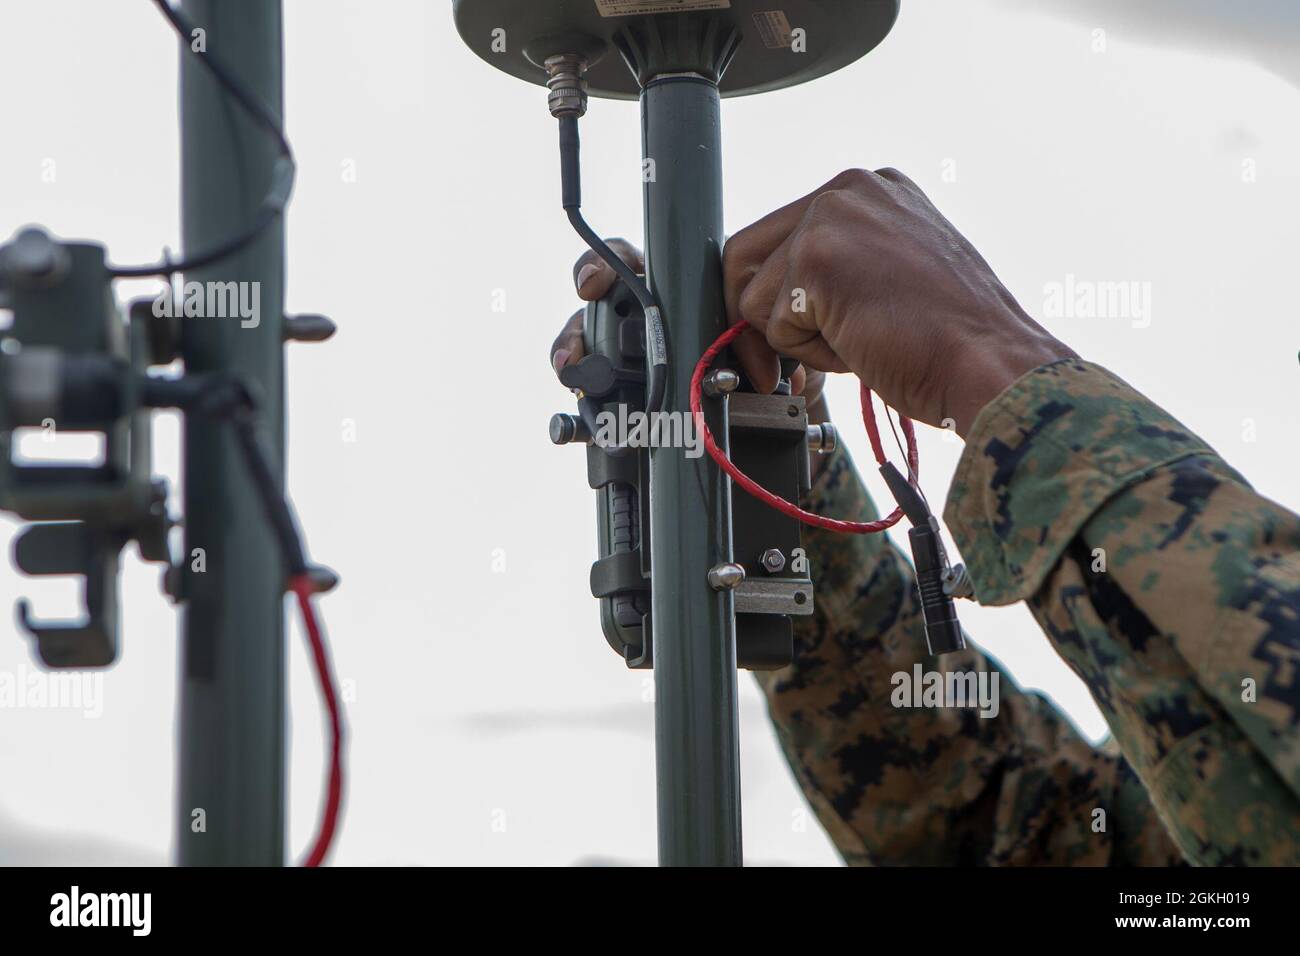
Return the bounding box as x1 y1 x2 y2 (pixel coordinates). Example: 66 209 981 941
879 462 966 656
551 64 668 416
545 54 589 118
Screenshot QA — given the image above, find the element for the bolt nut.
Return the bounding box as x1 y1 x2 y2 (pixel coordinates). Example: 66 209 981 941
760 549 786 574
545 54 588 118
707 562 746 591
703 368 740 397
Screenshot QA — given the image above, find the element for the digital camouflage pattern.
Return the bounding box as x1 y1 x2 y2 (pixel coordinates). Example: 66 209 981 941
757 359 1300 865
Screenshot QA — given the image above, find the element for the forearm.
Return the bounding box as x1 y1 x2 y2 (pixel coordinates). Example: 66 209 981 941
757 442 1179 864
947 358 1300 864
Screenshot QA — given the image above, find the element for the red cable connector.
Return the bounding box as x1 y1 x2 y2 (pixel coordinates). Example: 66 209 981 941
690 320 919 535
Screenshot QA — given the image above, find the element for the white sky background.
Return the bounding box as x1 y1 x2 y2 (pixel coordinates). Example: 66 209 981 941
0 0 1296 865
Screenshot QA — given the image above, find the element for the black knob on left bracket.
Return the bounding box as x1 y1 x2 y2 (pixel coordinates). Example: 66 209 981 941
558 354 620 397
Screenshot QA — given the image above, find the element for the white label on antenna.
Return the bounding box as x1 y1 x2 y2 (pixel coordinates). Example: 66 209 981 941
752 11 794 49
595 0 731 17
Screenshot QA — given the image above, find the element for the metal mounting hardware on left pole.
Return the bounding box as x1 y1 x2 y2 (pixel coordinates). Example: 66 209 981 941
175 0 288 866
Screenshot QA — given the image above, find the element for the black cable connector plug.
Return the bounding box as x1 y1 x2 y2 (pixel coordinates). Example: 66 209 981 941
556 112 668 416
879 462 966 656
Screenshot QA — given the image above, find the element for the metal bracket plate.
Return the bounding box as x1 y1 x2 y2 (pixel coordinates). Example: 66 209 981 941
735 578 813 616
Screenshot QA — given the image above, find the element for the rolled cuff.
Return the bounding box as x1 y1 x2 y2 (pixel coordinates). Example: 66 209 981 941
943 359 1217 605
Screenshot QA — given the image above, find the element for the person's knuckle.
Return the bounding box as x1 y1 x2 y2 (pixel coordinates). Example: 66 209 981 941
604 239 637 265
790 217 835 273
736 276 766 322
829 167 876 191
877 167 928 201
722 228 759 277
809 186 858 221
766 320 807 355
552 311 581 344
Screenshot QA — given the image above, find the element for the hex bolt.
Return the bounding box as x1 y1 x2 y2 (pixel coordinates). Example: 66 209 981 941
702 368 740 397
707 562 746 591
760 548 786 574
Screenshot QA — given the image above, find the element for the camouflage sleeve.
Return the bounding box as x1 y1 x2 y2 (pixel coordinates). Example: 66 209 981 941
945 358 1300 865
755 441 1183 865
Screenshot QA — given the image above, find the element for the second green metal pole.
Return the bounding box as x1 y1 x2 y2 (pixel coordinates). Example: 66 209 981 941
642 75 742 866
175 0 288 866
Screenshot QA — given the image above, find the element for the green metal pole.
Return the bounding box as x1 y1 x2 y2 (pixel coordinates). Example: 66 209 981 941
175 0 287 866
642 75 742 866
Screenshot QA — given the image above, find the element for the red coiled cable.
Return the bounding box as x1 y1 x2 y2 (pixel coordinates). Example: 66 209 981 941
690 320 919 534
289 573 344 868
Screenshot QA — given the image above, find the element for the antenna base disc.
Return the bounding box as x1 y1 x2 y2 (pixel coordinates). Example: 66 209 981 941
453 0 899 100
